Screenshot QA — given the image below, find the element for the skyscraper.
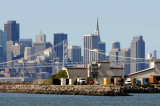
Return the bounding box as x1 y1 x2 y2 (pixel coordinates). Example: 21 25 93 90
83 34 99 65
36 30 46 43
32 42 52 57
24 47 35 61
0 46 3 63
0 30 7 62
68 45 81 63
130 36 145 73
11 43 25 59
89 49 100 62
53 33 68 62
109 48 119 66
98 42 106 61
112 41 120 50
109 42 121 66
6 41 14 62
118 48 130 75
19 39 32 47
4 21 19 42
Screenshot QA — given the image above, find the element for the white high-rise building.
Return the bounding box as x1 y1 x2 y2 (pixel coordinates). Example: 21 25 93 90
83 34 99 65
89 49 100 62
24 47 35 61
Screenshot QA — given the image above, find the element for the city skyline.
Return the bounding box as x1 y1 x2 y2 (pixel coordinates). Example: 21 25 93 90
0 0 160 57
0 1 160 105
0 19 156 59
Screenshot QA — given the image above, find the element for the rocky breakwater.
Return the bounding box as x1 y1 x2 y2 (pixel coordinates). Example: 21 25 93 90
0 84 129 96
120 85 160 93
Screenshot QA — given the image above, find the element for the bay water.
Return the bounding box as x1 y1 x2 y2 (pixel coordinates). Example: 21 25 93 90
0 93 159 106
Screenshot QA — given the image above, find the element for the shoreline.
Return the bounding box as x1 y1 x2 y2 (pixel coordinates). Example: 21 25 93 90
0 84 159 96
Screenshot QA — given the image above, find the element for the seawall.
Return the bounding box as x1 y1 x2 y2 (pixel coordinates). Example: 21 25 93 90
0 84 159 96
0 84 129 96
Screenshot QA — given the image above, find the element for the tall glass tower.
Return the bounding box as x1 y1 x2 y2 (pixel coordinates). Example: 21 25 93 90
0 30 7 62
4 20 19 42
130 36 145 73
53 33 68 62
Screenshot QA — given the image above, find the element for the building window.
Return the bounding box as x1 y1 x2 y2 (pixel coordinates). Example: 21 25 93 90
145 78 149 82
156 77 160 81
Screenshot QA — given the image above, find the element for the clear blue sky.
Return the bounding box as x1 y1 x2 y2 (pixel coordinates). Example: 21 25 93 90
0 0 160 57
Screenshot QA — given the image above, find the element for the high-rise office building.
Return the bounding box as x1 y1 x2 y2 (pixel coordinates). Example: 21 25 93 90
89 49 100 62
109 42 121 66
32 42 52 57
19 39 32 47
24 47 35 61
0 46 3 63
0 30 7 62
98 42 106 61
11 43 25 59
109 48 119 67
4 21 19 42
68 45 81 63
112 41 120 50
36 30 46 43
7 41 14 62
83 34 99 65
43 48 56 60
53 33 68 62
118 48 130 75
130 36 145 73
145 53 153 69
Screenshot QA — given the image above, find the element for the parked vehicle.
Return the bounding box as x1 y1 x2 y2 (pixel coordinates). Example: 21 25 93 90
125 80 132 85
77 78 86 85
79 79 86 85
89 81 94 85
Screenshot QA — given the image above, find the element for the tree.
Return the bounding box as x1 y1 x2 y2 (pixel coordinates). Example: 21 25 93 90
53 70 68 79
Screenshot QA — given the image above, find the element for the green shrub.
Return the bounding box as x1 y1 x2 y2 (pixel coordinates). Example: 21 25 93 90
44 70 68 85
44 79 52 85
54 70 68 79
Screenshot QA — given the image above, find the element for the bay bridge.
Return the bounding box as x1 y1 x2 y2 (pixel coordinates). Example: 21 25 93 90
0 40 152 70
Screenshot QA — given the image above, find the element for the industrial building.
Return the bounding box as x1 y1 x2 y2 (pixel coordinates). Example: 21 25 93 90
63 61 124 85
127 60 160 85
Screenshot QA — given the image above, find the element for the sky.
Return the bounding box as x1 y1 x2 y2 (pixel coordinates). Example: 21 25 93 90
0 0 160 57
